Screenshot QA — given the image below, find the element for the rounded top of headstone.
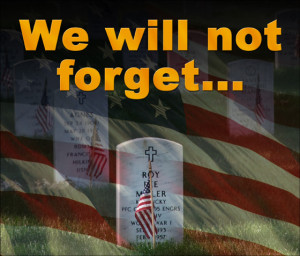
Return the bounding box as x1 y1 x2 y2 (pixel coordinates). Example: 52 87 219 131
117 137 182 150
117 137 183 162
275 8 300 18
228 59 272 67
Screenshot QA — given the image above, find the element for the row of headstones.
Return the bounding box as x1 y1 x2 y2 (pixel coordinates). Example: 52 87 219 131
3 31 278 152
8 56 276 138
0 43 275 245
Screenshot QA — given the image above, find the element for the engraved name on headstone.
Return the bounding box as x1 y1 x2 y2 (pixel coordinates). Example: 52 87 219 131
53 85 109 186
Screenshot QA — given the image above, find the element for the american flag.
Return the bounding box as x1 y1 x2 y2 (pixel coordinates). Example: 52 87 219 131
1 2 299 255
35 80 53 134
1 55 13 88
135 177 158 239
86 121 107 179
254 76 265 124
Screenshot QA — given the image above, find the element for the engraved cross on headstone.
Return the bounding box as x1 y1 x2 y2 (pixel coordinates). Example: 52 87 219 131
145 146 157 162
77 92 86 105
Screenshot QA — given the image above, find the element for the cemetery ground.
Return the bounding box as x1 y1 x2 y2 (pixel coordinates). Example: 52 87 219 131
2 209 299 255
1 183 299 255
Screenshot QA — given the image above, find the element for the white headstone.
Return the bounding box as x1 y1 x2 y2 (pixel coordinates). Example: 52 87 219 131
1 29 24 99
53 85 109 187
14 59 58 138
116 138 183 245
167 30 208 85
275 9 300 68
228 59 274 135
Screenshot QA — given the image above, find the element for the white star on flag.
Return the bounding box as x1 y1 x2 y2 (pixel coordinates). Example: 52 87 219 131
98 43 115 62
35 57 53 72
129 20 140 28
142 56 157 71
66 84 79 98
150 99 171 119
6 29 22 42
66 17 88 26
17 73 32 92
109 91 125 109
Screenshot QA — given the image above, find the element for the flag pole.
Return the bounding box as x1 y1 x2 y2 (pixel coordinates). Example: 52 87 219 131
148 160 156 249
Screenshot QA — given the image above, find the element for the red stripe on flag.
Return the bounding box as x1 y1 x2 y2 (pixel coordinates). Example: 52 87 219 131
1 191 127 246
184 162 300 226
136 212 150 238
144 210 154 234
135 211 151 238
183 103 300 178
1 131 53 167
